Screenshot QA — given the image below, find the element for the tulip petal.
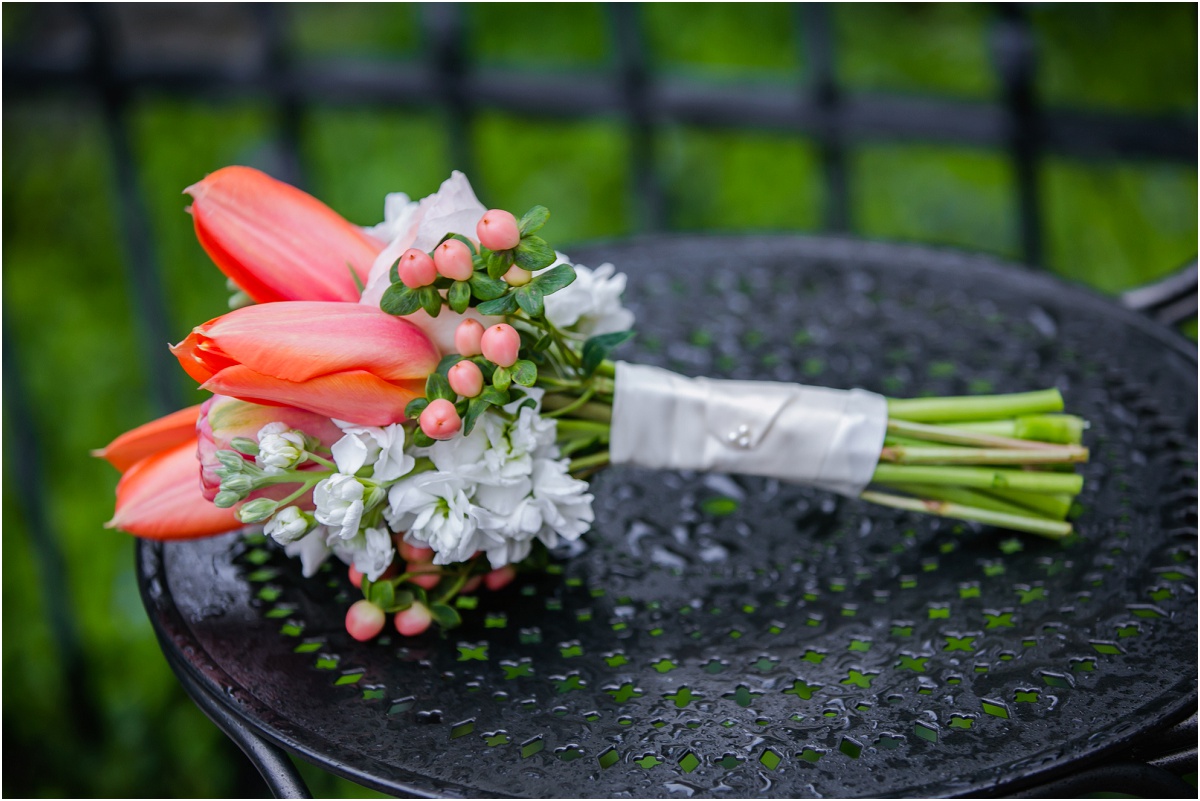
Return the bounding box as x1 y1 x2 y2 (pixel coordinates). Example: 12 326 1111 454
202 365 424 426
107 439 242 539
171 302 440 385
187 166 384 303
93 405 203 472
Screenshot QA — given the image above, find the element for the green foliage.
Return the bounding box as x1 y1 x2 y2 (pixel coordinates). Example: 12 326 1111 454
1042 158 1198 293
582 331 636 377
850 144 1019 258
1031 4 1198 114
834 3 997 99
641 2 801 77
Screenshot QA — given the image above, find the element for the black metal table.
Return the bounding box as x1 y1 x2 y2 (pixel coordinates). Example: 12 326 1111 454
138 235 1197 798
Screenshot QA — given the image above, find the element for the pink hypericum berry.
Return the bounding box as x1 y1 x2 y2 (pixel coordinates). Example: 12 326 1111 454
476 209 521 251
433 239 475 281
448 360 484 398
455 319 485 356
480 323 520 368
420 398 462 440
410 573 440 590
345 599 386 642
503 265 532 286
399 541 435 563
462 575 483 594
397 248 437 288
394 603 433 637
348 565 364 588
485 565 517 591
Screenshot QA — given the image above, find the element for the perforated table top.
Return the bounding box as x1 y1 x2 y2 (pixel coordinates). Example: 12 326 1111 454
139 235 1197 798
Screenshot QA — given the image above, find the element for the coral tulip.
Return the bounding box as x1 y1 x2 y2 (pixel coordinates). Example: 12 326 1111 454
105 439 242 539
171 302 440 426
197 394 345 501
93 404 202 472
186 166 384 303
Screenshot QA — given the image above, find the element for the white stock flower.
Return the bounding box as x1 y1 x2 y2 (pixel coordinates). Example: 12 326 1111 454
284 526 332 577
362 191 419 244
331 421 414 482
386 472 492 565
256 423 307 473
360 171 487 309
332 526 396 582
543 259 635 339
475 457 594 568
428 405 556 485
314 474 366 540
264 506 313 544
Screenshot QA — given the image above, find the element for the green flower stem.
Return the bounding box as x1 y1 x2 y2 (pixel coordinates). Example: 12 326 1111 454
544 386 596 419
885 435 968 449
871 464 1084 495
860 490 1072 540
946 414 1086 445
596 359 617 378
984 487 1075 520
435 560 481 605
542 394 612 423
569 450 610 473
306 452 338 470
881 482 1059 520
886 389 1063 422
273 478 321 508
554 419 611 437
879 444 1089 466
886 418 1066 451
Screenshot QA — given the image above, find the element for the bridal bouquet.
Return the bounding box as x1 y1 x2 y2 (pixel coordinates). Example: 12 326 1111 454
97 168 1090 641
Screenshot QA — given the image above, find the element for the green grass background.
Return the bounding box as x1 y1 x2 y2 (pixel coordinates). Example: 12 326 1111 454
3 3 1196 797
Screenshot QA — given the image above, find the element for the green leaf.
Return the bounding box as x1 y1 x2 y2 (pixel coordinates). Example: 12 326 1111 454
479 385 510 406
533 334 553 352
486 249 512 279
438 232 477 254
471 356 496 382
390 589 415 612
426 372 455 402
462 396 491 436
429 602 462 630
405 397 430 420
436 353 465 374
411 428 435 448
511 359 537 387
468 271 507 300
530 262 576 296
448 280 471 314
518 205 550 236
419 286 442 318
514 236 556 270
388 256 402 285
370 580 396 610
360 578 373 600
514 285 545 318
477 294 518 316
380 283 421 316
582 330 636 377
492 366 511 392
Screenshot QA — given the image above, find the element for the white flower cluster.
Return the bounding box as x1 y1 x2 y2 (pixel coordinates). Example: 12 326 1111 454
543 256 635 340
387 397 594 568
262 399 593 581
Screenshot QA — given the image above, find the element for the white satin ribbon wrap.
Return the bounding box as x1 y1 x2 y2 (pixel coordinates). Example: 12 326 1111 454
610 362 888 497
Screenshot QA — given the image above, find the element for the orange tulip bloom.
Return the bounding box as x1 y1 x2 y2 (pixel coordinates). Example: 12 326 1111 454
187 166 384 303
92 404 202 472
171 301 440 426
105 438 242 540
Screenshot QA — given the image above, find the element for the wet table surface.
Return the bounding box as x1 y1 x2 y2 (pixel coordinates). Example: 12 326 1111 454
140 235 1198 797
